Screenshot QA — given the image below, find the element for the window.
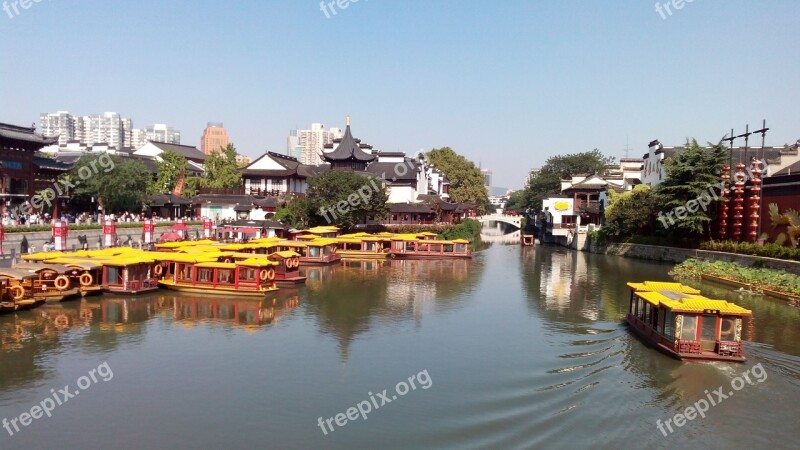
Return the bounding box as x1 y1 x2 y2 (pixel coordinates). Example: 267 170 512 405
664 311 676 340
701 315 718 341
681 315 698 341
239 268 257 282
106 267 120 285
197 268 213 283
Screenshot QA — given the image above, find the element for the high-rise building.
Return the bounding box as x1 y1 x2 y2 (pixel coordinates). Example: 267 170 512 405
75 112 132 149
481 168 493 193
201 122 230 155
286 129 302 160
131 123 181 149
39 111 76 145
291 122 339 166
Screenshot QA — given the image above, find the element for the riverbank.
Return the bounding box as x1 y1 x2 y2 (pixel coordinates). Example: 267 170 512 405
671 258 800 304
585 239 800 275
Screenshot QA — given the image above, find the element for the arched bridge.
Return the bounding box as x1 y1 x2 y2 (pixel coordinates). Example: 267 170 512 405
476 214 522 229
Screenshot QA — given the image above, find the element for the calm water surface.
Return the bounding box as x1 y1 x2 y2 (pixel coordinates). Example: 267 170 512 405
1 244 799 449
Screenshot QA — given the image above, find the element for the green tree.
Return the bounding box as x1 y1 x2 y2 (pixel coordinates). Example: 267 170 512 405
522 149 615 212
426 147 489 214
305 171 389 227
603 185 657 238
504 190 526 212
148 149 187 195
70 154 150 213
203 143 243 189
653 138 727 239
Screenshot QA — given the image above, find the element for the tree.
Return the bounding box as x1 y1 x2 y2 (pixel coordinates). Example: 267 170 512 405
70 154 150 214
603 185 657 238
653 138 727 239
504 190 525 212
426 147 489 214
203 143 243 189
148 149 187 195
304 171 390 228
522 149 615 212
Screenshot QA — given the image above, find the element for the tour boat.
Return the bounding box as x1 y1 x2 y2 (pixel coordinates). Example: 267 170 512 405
335 236 392 260
297 239 341 265
0 270 42 311
158 257 279 297
267 251 307 285
96 256 160 295
39 258 105 296
389 236 473 259
626 281 752 362
12 262 82 302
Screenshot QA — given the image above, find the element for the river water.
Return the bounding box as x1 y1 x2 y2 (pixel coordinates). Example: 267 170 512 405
0 244 798 449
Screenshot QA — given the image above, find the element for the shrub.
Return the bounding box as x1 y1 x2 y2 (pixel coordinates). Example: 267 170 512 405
671 258 800 296
699 240 800 262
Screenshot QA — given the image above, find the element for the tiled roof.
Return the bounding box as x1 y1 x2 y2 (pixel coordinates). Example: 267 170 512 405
150 141 207 161
322 125 375 162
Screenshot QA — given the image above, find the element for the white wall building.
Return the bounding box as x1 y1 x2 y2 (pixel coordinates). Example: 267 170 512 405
131 123 181 149
39 111 76 145
291 122 339 166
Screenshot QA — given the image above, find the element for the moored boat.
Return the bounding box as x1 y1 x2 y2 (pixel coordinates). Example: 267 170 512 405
96 256 160 295
335 235 391 260
626 281 752 362
12 262 82 302
38 258 105 296
267 251 307 285
0 270 43 311
389 236 473 259
158 257 279 297
298 238 341 265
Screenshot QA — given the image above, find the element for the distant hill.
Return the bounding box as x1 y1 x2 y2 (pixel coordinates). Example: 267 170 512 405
491 186 508 196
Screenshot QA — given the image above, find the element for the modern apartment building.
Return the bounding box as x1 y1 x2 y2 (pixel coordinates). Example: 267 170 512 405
289 122 344 166
201 122 230 155
75 112 132 148
39 111 76 145
131 123 181 149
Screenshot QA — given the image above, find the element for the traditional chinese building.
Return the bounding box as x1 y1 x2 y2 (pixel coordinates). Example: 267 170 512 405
0 122 60 210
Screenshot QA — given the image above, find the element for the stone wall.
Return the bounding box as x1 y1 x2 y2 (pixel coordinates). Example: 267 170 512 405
587 240 800 275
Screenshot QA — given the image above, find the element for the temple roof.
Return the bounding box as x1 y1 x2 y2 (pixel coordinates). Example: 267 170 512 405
322 124 375 162
0 122 58 146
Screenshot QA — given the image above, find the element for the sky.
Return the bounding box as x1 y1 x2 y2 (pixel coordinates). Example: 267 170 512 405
1 0 798 190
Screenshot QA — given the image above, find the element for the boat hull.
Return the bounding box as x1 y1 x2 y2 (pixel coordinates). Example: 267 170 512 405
625 315 745 363
338 252 390 260
39 289 82 303
391 253 472 260
158 280 279 297
274 276 307 286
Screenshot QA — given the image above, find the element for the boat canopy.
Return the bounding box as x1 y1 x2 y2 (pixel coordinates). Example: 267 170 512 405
270 251 300 259
628 281 751 315
21 251 66 261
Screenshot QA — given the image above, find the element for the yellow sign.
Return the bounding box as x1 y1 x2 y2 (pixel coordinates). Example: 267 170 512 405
554 201 570 211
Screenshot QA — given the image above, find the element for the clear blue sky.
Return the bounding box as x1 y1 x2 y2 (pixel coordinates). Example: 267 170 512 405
1 0 798 189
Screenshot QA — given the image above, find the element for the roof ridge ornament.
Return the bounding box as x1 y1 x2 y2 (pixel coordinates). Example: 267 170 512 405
346 115 351 127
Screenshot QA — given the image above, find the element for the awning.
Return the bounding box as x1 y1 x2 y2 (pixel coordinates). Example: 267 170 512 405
234 227 260 233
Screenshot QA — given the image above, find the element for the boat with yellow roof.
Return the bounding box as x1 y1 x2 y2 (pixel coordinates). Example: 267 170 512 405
157 256 280 297
626 281 752 362
389 235 473 259
333 233 392 260
94 255 160 295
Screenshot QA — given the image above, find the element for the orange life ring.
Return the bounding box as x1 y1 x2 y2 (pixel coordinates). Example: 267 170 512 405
54 315 69 328
55 275 70 291
266 268 275 281
260 269 270 281
153 264 163 276
79 273 93 287
10 285 24 300
293 257 301 268
285 258 295 269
